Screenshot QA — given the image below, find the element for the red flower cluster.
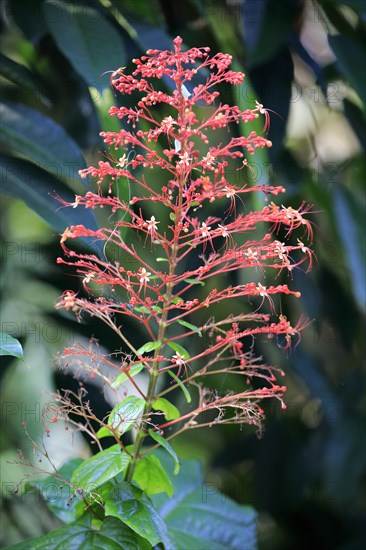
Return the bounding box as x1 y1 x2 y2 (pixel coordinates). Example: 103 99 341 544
56 36 313 436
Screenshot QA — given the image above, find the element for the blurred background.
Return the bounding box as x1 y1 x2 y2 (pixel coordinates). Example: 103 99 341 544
0 0 365 548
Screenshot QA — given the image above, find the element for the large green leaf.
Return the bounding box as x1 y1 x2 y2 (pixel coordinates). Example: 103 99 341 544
151 452 257 550
242 0 298 67
45 0 126 89
344 99 366 150
0 102 87 184
7 0 47 43
1 154 88 230
7 513 151 550
0 154 102 255
133 454 173 497
0 54 49 106
26 458 83 524
328 34 366 104
71 445 130 492
102 481 173 548
232 61 270 210
333 186 366 310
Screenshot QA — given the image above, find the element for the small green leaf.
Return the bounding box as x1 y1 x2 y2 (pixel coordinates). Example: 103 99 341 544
136 341 162 355
0 333 24 361
167 342 190 360
177 320 202 337
148 429 180 475
134 454 173 497
96 426 113 439
152 397 180 421
184 278 205 286
102 481 173 548
167 370 192 403
135 305 161 314
111 363 144 389
106 396 145 435
156 257 169 262
171 297 184 304
134 306 150 314
71 445 130 492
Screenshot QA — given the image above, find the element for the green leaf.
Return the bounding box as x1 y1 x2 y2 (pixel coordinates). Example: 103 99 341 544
232 60 269 210
7 0 47 43
184 278 205 286
95 428 111 439
45 0 126 89
26 458 83 524
242 0 296 67
328 34 366 104
0 53 49 106
102 481 173 548
151 452 257 550
152 397 180 421
148 429 180 475
0 154 103 255
111 363 144 389
71 445 130 492
134 305 161 314
334 187 366 309
7 513 152 550
167 342 190 360
136 340 162 355
134 454 173 497
156 257 169 262
0 103 87 184
104 396 146 436
0 333 25 361
134 306 150 314
177 320 202 337
167 370 192 403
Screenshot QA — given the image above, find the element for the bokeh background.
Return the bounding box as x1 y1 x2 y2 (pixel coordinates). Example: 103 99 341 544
0 0 365 548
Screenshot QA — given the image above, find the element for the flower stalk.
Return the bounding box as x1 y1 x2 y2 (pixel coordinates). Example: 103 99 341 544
55 36 313 484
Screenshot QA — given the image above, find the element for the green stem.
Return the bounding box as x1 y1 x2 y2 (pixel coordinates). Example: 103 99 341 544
125 89 187 483
124 271 176 482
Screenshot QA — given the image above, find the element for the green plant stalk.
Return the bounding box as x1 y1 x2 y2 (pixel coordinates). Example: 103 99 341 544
124 255 178 482
124 155 184 483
